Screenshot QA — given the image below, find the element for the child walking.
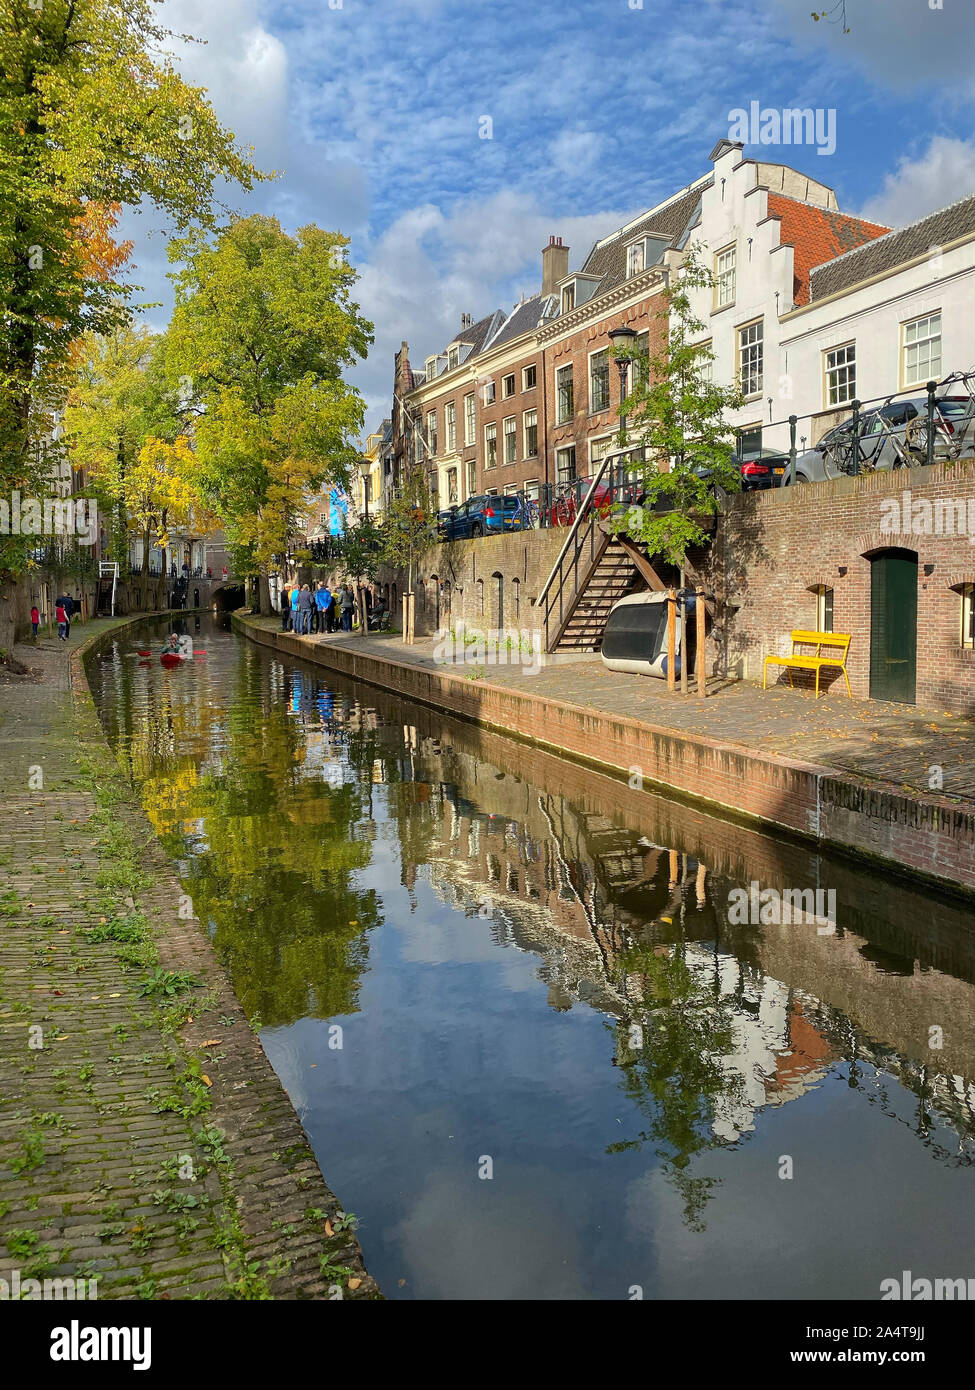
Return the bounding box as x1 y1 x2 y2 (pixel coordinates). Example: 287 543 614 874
56 601 68 641
30 605 39 638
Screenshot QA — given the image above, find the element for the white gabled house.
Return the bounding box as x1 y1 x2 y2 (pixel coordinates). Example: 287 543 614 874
683 140 890 454
778 195 975 447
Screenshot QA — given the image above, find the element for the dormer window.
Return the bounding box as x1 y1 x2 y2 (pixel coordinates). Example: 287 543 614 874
561 283 575 314
626 240 646 278
426 356 439 382
447 345 460 370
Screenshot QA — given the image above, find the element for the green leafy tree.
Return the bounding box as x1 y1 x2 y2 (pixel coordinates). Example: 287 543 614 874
611 247 744 580
0 0 265 651
161 215 373 614
380 460 437 593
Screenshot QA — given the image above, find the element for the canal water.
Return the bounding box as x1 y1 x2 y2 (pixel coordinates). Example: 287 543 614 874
87 614 975 1300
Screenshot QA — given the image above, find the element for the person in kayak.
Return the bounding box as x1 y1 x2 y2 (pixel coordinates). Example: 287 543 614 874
160 632 182 656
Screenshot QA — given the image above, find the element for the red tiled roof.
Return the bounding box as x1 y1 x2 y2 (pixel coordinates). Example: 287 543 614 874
766 194 889 306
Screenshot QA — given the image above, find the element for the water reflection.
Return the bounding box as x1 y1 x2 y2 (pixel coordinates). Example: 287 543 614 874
87 617 975 1298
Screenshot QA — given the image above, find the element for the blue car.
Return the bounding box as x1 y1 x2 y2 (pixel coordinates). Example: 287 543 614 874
438 494 524 540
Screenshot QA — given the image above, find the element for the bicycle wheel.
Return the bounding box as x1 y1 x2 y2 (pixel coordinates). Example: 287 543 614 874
821 439 854 480
905 415 944 461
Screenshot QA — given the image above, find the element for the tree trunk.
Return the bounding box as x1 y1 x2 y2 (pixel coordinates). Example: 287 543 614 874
0 578 29 673
258 567 273 616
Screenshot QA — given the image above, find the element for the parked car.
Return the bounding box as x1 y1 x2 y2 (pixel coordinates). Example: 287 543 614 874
780 394 973 485
438 494 524 540
692 446 790 494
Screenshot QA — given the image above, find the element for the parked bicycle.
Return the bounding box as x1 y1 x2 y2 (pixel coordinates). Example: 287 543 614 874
904 368 975 462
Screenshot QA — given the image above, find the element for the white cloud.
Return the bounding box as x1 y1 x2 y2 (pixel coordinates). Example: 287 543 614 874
550 129 604 178
352 190 632 426
859 136 975 227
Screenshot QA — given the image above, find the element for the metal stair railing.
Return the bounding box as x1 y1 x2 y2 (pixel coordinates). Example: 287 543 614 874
534 450 641 652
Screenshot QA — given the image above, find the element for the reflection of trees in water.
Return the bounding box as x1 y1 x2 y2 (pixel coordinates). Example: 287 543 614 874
113 643 384 1026
606 928 748 1232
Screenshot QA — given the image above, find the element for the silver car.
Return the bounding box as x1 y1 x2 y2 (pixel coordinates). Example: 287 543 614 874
780 394 973 485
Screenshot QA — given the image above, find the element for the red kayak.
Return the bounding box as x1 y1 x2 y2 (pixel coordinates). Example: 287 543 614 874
160 653 182 667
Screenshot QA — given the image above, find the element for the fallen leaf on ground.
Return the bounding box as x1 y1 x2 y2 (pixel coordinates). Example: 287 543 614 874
324 1219 333 1237
348 1278 361 1290
201 1075 211 1087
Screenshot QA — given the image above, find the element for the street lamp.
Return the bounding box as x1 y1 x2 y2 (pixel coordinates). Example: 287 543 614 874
358 457 372 521
608 324 638 492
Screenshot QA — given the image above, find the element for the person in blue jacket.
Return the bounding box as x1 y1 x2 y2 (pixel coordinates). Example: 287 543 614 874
315 582 332 635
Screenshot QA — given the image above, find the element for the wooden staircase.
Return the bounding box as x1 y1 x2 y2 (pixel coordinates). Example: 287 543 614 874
555 535 641 651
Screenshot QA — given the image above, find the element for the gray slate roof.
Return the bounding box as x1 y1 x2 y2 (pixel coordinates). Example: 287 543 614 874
578 184 706 295
487 293 557 348
810 194 975 300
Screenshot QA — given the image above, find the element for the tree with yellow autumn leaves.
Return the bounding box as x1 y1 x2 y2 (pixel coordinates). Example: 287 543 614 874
160 215 373 612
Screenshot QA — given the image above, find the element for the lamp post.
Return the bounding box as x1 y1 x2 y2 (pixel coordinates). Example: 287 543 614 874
608 325 637 497
358 457 372 522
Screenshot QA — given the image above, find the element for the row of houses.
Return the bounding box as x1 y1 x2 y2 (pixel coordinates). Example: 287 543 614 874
358 138 975 517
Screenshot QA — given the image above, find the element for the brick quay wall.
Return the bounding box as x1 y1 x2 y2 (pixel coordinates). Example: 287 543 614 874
235 613 975 896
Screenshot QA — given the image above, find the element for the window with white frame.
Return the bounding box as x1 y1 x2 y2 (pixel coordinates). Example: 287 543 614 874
738 319 763 396
556 364 574 423
631 329 650 388
696 338 714 386
466 458 476 494
626 240 645 278
523 408 538 458
503 415 517 464
715 244 736 308
561 283 575 314
447 345 459 370
903 312 942 387
556 445 576 485
481 378 496 405
484 422 497 469
444 401 456 452
464 392 476 446
824 342 856 407
426 409 438 457
961 583 974 650
426 356 439 381
814 584 834 633
590 349 611 413
590 435 614 469
524 478 539 501
502 373 515 398
522 364 536 391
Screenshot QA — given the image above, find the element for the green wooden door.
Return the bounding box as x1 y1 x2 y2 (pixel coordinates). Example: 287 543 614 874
869 550 917 704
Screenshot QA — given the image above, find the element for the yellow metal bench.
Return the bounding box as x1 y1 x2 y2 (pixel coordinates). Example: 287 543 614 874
763 629 852 698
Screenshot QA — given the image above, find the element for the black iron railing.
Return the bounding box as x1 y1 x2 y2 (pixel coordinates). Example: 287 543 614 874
535 452 647 650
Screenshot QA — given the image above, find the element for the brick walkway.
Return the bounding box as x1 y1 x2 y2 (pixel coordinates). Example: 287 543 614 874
274 622 975 803
0 620 379 1299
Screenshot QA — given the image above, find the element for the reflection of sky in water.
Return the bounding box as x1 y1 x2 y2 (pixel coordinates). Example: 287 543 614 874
89 617 975 1300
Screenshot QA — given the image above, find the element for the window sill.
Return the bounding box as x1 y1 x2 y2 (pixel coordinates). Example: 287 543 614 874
711 301 737 317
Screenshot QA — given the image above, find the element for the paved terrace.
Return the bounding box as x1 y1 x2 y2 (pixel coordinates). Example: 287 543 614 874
0 618 378 1299
264 620 975 805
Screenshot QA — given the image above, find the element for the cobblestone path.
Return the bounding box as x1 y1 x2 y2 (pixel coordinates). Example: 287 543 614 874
0 621 379 1299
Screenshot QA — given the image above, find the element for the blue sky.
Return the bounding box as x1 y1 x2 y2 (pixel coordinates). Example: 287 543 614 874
134 0 975 428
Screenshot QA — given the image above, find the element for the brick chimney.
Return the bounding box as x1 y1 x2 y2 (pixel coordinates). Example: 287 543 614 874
541 235 569 298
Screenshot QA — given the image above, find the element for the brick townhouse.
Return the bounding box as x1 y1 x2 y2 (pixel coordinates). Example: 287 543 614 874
392 175 713 509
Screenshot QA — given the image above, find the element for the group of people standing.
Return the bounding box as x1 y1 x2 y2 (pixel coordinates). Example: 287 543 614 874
281 581 361 635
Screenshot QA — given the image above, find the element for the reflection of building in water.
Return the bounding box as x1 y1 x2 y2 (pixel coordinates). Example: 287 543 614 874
386 729 975 1154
